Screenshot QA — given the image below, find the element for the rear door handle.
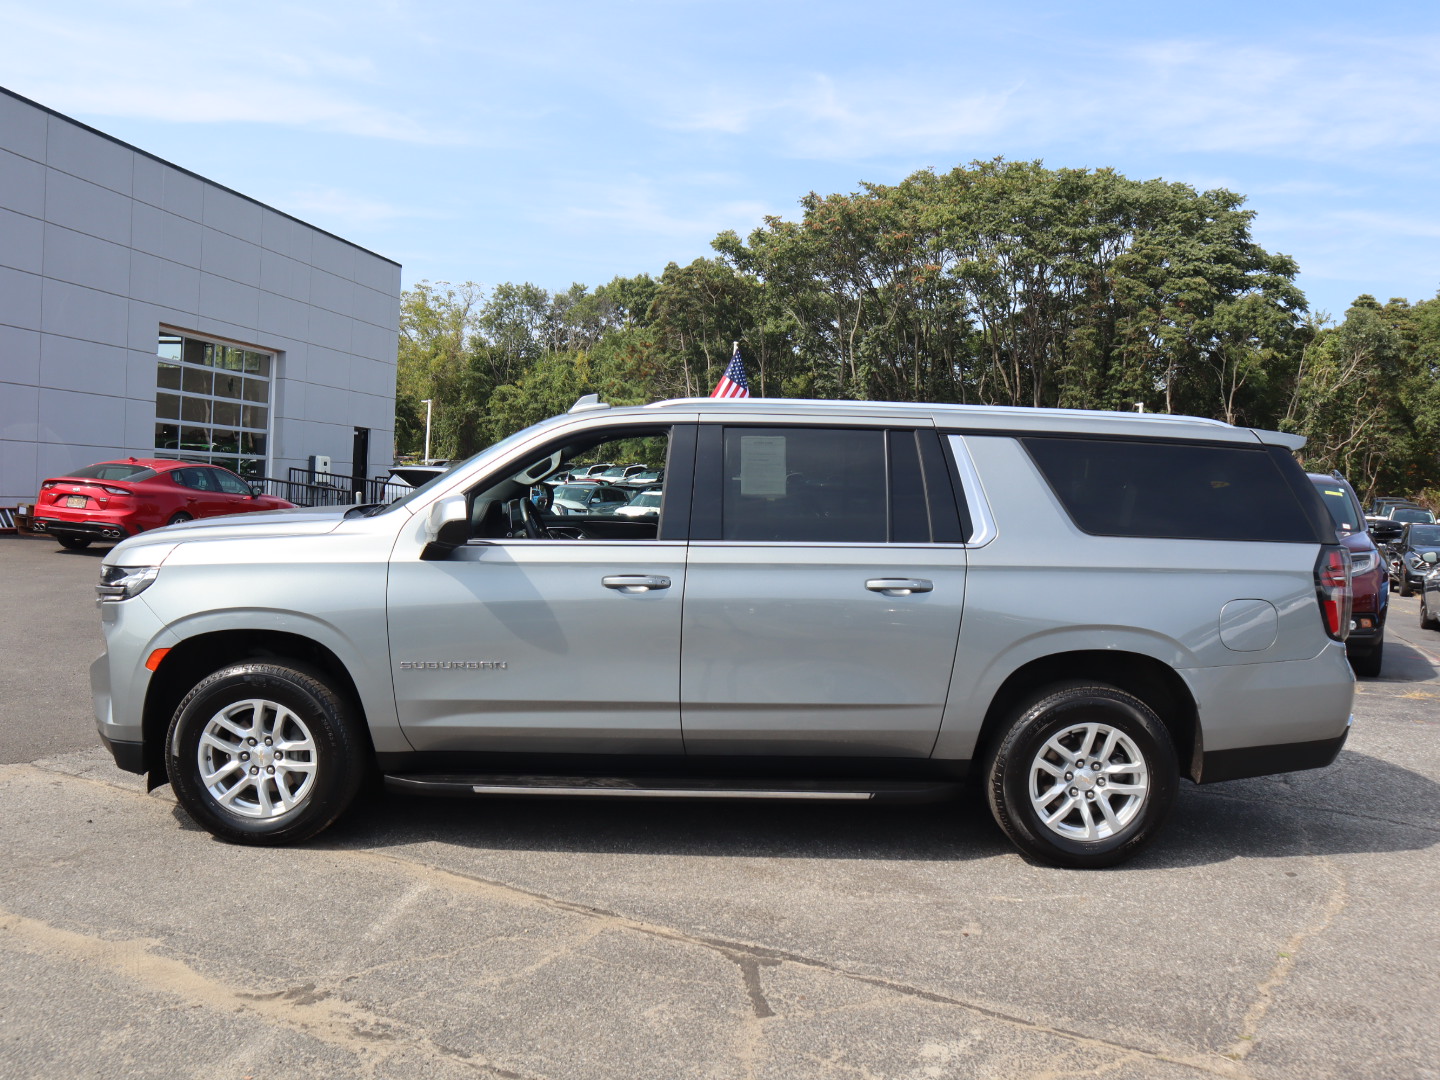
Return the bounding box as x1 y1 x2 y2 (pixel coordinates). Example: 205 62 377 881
602 575 672 592
865 578 933 596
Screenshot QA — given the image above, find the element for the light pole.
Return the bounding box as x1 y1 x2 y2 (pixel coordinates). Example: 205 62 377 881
421 399 433 463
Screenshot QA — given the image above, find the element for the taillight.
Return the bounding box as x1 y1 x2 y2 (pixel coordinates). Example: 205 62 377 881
1315 545 1353 642
41 481 56 489
99 485 132 496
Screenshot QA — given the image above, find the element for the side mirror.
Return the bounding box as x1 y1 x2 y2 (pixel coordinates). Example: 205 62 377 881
420 495 470 560
1422 551 1439 565
250 483 264 496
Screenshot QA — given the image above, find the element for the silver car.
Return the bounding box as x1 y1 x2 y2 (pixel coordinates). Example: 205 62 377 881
91 397 1355 867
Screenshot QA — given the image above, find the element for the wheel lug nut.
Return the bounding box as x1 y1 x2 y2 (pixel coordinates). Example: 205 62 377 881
1068 788 1078 797
1064 772 1073 781
274 751 283 760
247 738 257 746
1086 791 1095 800
1097 777 1106 786
249 766 259 775
264 737 273 746
239 752 249 761
266 765 275 774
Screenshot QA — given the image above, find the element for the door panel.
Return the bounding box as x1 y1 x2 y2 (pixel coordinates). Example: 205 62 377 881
388 541 685 753
680 543 966 756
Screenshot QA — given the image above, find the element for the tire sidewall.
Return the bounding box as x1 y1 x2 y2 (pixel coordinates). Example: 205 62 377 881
166 663 363 844
989 685 1178 868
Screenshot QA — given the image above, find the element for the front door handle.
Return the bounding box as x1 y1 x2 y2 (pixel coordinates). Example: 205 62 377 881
865 578 933 596
602 575 672 593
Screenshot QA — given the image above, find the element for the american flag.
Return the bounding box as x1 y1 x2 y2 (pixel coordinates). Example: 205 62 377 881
711 343 750 398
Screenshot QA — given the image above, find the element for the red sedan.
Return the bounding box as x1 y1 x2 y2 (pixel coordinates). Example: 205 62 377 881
33 458 295 550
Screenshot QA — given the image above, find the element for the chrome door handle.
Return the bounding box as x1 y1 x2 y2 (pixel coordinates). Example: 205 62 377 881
602 575 672 593
865 578 933 596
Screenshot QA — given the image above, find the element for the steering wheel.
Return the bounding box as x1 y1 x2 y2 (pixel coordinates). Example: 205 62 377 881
518 496 546 539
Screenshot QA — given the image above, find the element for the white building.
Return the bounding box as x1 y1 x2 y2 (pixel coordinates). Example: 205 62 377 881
0 86 400 506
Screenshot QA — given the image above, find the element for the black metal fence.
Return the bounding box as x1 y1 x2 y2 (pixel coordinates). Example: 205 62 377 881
249 470 411 508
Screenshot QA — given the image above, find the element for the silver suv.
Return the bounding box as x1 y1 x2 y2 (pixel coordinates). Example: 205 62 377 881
92 398 1355 867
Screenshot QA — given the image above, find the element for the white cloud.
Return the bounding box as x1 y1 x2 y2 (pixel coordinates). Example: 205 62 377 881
279 187 448 229
655 33 1440 166
0 3 464 143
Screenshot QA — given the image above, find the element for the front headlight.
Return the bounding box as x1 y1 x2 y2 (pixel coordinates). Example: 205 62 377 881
1407 552 1426 568
97 565 159 602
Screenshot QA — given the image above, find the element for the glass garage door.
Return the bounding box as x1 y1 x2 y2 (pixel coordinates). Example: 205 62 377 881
154 332 272 478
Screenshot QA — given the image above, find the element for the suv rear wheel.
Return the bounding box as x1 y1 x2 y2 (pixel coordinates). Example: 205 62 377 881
985 682 1178 868
166 662 367 845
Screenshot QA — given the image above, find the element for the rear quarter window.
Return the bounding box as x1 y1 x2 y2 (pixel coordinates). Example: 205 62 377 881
1022 437 1324 543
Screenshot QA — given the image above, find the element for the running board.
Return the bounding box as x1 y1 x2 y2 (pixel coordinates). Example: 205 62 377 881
384 774 958 803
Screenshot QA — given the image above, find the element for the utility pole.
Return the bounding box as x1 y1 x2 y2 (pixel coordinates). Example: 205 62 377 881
422 399 434 462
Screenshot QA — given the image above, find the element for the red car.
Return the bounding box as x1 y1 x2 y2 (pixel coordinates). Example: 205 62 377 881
33 458 295 550
1309 472 1387 676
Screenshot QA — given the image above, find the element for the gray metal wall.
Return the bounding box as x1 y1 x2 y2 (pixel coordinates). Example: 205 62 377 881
0 87 400 505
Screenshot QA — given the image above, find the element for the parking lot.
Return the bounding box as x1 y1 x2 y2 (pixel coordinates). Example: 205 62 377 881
1 531 1437 1080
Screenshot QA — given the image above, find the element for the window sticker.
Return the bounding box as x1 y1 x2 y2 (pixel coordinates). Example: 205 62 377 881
740 436 787 496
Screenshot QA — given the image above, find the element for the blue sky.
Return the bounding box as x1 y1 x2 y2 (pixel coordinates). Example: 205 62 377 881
3 0 1437 320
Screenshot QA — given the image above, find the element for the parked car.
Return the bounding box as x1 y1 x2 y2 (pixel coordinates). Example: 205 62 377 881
1387 522 1440 597
614 488 663 520
91 397 1355 868
1419 553 1440 631
549 484 632 516
1309 473 1387 675
596 464 649 485
616 468 664 490
1386 506 1436 525
33 459 294 549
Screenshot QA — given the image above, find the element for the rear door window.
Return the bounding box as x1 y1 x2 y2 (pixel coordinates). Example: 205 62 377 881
1022 437 1323 543
697 426 961 544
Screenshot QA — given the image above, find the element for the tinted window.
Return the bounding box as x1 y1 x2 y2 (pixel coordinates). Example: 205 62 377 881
64 463 157 482
178 468 221 492
1408 525 1440 546
1023 437 1321 542
213 469 253 495
721 428 886 542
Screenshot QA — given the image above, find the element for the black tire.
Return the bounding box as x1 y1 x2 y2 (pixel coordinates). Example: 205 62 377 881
55 535 91 550
1399 577 1414 598
167 512 193 525
984 682 1178 869
1349 638 1384 677
166 662 367 845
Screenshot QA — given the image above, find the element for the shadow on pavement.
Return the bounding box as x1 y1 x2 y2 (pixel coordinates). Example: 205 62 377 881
304 747 1438 871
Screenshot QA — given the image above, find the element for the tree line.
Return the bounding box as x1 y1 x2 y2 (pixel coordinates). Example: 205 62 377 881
396 159 1440 503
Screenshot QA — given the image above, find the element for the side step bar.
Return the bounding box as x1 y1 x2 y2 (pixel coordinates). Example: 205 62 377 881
385 774 959 803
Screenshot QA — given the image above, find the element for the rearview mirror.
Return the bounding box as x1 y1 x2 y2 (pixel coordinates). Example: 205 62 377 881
421 495 470 560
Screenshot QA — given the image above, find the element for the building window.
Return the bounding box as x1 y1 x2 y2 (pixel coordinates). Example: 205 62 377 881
155 332 272 478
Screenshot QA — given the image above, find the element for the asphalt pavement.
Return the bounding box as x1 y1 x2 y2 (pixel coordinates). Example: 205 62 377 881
1 531 1437 1079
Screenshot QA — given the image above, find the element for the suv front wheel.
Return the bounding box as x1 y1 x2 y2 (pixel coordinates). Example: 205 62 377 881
166 662 367 845
985 682 1178 869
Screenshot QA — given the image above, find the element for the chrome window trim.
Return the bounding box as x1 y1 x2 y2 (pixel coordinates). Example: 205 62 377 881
946 435 997 547
686 541 969 551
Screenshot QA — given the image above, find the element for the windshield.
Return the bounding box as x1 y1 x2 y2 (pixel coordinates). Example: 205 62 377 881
377 420 557 515
1408 525 1440 546
1310 480 1363 533
1393 508 1434 524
